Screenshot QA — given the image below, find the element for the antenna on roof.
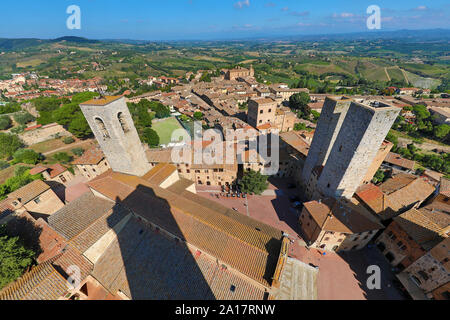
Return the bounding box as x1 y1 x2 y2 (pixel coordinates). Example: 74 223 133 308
95 81 105 99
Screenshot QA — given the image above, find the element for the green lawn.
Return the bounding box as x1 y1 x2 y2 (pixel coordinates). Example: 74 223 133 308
152 117 184 145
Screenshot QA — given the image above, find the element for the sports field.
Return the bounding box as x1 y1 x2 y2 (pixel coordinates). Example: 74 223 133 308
152 117 185 145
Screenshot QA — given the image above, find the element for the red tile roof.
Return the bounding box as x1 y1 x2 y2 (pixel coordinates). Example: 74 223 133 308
72 146 105 165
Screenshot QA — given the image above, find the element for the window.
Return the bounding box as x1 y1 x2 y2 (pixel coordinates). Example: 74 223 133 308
260 110 264 114
33 197 41 204
118 112 130 133
59 175 66 183
95 117 110 138
324 237 330 241
418 271 429 281
337 239 343 243
268 109 272 113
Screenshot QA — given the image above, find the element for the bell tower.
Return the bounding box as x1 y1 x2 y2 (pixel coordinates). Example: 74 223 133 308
80 96 151 177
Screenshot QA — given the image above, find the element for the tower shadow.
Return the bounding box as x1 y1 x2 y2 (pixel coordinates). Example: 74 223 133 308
94 184 270 300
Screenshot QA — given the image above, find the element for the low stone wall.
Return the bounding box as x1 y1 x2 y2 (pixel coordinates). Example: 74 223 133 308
20 123 72 146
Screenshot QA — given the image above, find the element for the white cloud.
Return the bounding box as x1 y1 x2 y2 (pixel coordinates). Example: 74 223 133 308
234 0 250 9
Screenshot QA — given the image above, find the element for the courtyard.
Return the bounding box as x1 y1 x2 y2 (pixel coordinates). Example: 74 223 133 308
151 117 185 146
196 178 406 300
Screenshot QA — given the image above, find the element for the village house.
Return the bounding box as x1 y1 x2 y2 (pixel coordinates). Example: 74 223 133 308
382 152 416 174
299 198 384 252
400 237 450 300
375 203 449 270
72 146 111 180
29 164 74 185
355 173 435 222
0 180 64 222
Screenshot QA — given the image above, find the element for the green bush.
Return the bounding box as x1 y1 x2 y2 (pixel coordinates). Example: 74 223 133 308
0 116 12 130
13 113 35 126
0 133 23 159
63 136 75 144
53 152 72 164
142 128 160 148
0 160 9 171
12 149 41 165
71 148 85 157
10 125 26 134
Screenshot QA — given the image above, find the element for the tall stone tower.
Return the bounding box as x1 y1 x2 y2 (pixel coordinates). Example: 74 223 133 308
80 96 151 177
302 97 400 200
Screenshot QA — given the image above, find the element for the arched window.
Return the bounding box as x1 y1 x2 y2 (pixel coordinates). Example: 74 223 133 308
117 112 130 133
95 117 110 139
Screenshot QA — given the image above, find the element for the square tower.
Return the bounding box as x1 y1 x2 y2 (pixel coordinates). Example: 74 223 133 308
247 98 277 129
80 96 151 177
303 98 400 200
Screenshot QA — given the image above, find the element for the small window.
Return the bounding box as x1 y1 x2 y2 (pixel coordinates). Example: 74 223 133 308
118 112 130 133
33 197 41 204
95 117 110 139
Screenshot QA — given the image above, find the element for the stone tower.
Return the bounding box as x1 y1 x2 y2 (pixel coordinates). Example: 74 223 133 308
302 97 400 200
80 96 151 177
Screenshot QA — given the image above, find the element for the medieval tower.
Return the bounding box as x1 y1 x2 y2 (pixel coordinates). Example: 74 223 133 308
80 96 151 177
302 96 400 200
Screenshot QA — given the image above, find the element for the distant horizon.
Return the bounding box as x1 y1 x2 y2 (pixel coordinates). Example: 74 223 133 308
1 0 448 41
2 27 450 43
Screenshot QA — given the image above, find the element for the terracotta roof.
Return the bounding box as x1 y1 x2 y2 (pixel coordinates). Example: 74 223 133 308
29 166 48 176
0 245 92 300
166 178 195 194
303 198 383 234
48 192 116 240
280 131 311 157
64 182 91 203
87 170 283 286
394 208 447 251
47 164 68 179
7 180 50 204
384 152 415 171
91 216 266 300
380 174 435 212
80 95 123 106
142 163 177 186
72 146 105 165
440 178 450 198
355 184 396 220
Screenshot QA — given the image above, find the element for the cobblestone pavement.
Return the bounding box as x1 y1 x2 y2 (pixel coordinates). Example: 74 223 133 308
198 179 406 300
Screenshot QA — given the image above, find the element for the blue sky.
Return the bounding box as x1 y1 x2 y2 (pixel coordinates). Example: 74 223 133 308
0 0 449 40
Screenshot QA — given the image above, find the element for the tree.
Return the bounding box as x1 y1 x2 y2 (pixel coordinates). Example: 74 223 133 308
0 116 12 130
13 113 35 126
193 112 203 121
71 148 85 157
238 170 269 195
434 124 450 141
12 149 41 165
372 170 385 184
53 152 72 164
68 114 92 138
289 92 311 119
0 133 23 159
294 123 307 131
0 228 35 290
142 128 160 148
0 160 9 171
385 131 398 147
63 137 75 144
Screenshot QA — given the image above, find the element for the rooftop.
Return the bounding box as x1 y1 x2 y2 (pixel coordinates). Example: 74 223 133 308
87 169 284 287
8 180 50 204
72 146 105 165
303 198 383 234
80 95 123 106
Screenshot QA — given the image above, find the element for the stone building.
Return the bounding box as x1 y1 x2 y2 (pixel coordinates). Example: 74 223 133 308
375 205 449 270
72 146 111 180
224 66 254 81
401 237 449 300
247 98 277 129
299 198 384 252
80 96 151 177
29 164 74 185
1 180 64 221
361 140 394 184
355 174 436 222
302 97 400 200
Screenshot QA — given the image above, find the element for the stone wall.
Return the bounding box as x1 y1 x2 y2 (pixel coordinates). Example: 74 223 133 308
20 123 71 146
